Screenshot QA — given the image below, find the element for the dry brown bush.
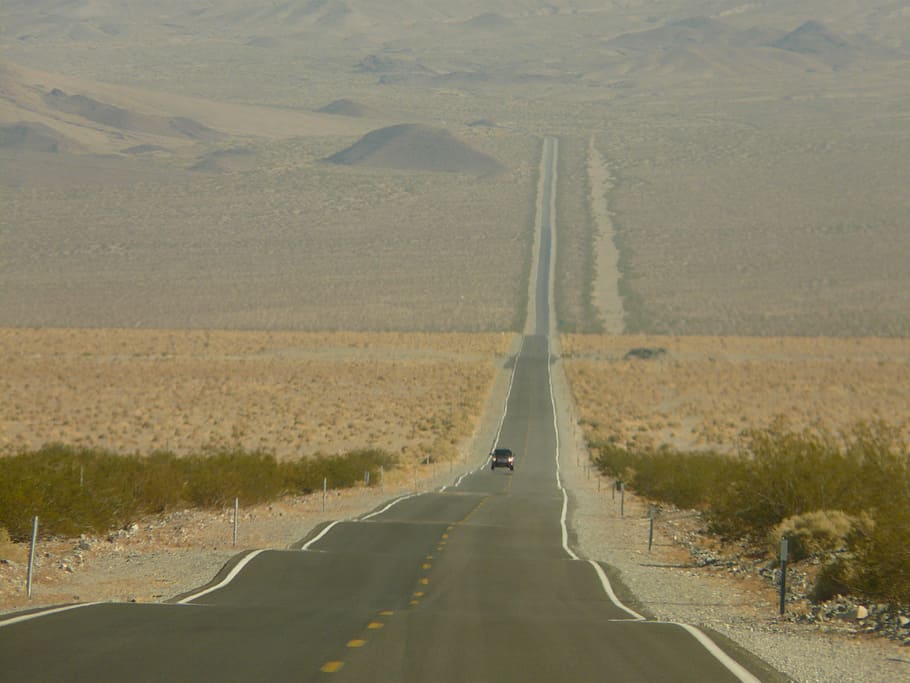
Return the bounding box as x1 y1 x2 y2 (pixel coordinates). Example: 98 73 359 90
769 510 874 563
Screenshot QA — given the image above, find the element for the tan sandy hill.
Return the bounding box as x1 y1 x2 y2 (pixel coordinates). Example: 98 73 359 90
324 123 504 174
317 98 376 118
43 87 222 143
190 146 260 173
0 61 372 157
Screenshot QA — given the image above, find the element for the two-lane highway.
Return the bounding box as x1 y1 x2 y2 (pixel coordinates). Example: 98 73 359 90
0 137 773 681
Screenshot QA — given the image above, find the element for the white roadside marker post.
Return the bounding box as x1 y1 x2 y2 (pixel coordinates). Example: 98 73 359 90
779 537 789 615
233 497 239 547
323 477 327 512
27 516 38 598
648 506 655 552
620 481 625 517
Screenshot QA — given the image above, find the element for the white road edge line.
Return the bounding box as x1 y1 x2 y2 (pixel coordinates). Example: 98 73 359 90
542 133 757 682
177 549 267 604
177 367 522 604
674 623 762 683
548 332 760 683
0 602 102 628
361 494 418 520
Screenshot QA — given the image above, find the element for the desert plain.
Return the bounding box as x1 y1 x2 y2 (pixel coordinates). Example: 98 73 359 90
2 2 910 675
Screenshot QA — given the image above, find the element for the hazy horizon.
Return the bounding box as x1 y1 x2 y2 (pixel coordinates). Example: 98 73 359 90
3 1 910 335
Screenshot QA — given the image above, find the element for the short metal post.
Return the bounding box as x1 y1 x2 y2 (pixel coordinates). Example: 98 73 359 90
79 465 84 491
648 507 654 552
27 516 38 598
323 477 327 512
380 466 384 493
364 470 370 486
233 497 239 546
620 482 625 517
779 537 789 615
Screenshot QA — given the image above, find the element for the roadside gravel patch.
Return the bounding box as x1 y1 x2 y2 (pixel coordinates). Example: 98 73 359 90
550 349 910 683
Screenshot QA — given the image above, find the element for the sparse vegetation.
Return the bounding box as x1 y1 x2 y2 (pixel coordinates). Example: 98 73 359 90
0 444 397 541
591 421 910 603
563 334 910 452
0 329 509 458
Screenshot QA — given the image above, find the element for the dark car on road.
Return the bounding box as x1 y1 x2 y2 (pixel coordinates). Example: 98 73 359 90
490 447 515 471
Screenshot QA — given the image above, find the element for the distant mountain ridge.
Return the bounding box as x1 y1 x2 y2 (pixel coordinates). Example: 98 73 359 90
601 15 894 78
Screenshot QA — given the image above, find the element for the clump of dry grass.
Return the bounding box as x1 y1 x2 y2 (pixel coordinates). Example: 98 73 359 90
769 510 873 563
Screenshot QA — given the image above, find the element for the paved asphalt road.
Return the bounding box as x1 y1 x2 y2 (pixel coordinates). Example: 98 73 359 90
0 137 775 682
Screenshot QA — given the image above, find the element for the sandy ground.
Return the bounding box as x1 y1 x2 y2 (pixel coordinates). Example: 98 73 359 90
0 329 510 458
587 137 625 334
562 334 910 452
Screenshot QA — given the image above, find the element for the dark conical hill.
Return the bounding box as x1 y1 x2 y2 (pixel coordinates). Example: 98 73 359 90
325 123 503 174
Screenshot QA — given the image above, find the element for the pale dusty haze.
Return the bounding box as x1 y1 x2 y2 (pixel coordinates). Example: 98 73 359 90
3 1 910 335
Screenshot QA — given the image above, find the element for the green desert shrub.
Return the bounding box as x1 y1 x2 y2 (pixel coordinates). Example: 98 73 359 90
853 499 910 604
592 420 910 603
0 444 398 540
709 427 861 537
812 556 862 602
593 443 744 511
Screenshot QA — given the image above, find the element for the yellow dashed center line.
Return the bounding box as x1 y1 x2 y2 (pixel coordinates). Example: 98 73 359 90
367 622 384 630
422 563 432 569
379 610 394 616
321 661 344 673
420 577 429 585
347 639 366 648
